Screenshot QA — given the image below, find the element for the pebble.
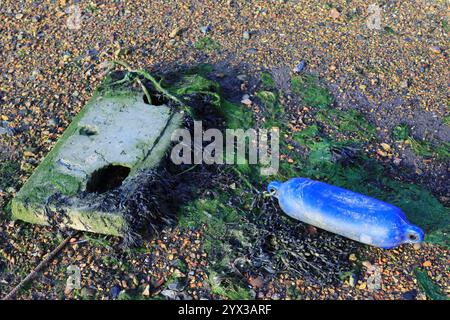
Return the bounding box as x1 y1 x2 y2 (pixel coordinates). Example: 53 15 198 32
348 253 357 262
293 60 306 73
64 285 73 296
429 46 441 54
400 80 409 88
348 274 357 287
23 151 35 158
0 127 13 136
329 8 340 19
161 289 177 299
422 260 432 267
271 293 280 300
168 282 179 290
142 285 150 297
169 27 181 38
377 149 388 157
305 225 317 235
110 286 121 299
380 143 391 152
200 25 211 34
6 187 16 193
243 31 251 40
241 94 252 105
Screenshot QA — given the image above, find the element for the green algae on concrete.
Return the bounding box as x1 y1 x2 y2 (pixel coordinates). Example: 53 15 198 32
10 78 183 236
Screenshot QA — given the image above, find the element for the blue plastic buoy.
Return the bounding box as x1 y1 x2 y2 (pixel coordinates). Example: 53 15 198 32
268 178 424 249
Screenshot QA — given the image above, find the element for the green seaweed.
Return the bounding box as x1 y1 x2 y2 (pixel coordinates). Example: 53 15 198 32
83 234 113 249
317 108 375 141
408 137 434 158
434 141 450 161
167 73 253 130
181 63 215 77
260 71 276 89
179 197 243 235
257 90 285 129
293 125 320 145
408 137 449 161
393 124 448 161
384 26 396 34
171 74 220 95
334 109 375 137
209 270 252 300
194 37 221 52
291 75 333 109
179 193 250 296
442 20 449 33
392 124 410 141
415 268 449 300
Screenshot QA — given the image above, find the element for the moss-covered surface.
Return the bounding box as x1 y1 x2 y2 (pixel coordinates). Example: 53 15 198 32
414 268 449 300
256 90 285 129
194 37 221 52
9 72 184 236
443 114 450 127
11 75 144 209
392 123 449 161
291 74 333 109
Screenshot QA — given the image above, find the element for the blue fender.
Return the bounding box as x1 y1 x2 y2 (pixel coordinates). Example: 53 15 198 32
268 178 424 249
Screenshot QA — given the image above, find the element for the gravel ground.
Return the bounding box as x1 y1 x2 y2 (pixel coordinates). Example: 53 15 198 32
0 0 449 300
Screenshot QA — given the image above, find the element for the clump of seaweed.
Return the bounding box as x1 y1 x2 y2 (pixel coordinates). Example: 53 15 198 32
101 169 183 247
414 268 449 300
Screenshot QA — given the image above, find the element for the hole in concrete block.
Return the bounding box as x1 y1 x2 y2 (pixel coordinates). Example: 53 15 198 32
86 165 131 194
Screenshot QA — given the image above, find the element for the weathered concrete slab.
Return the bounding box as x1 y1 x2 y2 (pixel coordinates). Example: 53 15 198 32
10 81 183 236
